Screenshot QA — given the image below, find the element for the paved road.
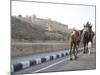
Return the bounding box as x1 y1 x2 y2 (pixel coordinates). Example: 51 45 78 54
13 48 96 75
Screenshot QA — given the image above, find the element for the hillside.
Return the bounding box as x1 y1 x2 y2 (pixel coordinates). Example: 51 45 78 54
11 16 68 42
11 16 47 41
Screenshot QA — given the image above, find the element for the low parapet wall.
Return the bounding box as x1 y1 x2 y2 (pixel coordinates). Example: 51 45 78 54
11 42 70 57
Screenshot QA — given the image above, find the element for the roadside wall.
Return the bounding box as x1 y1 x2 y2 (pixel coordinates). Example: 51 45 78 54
11 42 70 57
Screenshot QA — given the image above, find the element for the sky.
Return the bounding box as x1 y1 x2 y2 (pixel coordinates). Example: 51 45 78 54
12 0 95 31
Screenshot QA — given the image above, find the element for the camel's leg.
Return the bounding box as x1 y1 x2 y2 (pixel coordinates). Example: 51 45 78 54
73 43 77 60
75 45 78 60
83 42 86 54
70 42 73 60
85 42 88 53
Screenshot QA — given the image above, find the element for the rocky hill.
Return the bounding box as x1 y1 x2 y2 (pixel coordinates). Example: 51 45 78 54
11 16 68 42
11 16 47 41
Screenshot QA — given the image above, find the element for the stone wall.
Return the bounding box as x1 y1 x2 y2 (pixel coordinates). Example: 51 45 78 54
11 42 70 57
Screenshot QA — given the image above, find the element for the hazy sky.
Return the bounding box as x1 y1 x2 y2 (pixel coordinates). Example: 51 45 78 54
12 0 95 31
